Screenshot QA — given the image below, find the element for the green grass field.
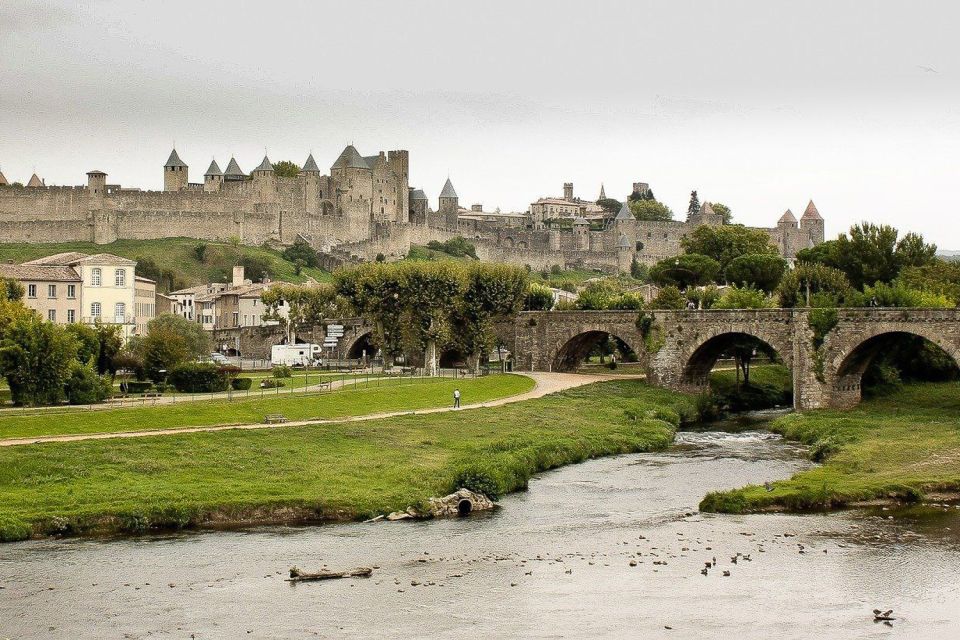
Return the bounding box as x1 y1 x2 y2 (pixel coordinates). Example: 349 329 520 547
0 375 534 440
0 237 331 290
700 382 960 513
0 379 694 541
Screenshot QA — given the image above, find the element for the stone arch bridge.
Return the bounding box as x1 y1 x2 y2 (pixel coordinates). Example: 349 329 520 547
496 308 960 410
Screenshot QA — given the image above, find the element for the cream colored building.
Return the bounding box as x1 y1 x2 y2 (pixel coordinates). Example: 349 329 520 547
17 252 139 338
134 276 157 336
0 263 82 323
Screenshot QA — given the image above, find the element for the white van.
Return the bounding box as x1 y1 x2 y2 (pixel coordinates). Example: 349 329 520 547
270 343 321 367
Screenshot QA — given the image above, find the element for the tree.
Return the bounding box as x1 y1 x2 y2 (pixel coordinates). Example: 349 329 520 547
0 314 77 406
524 283 554 311
262 283 342 343
94 322 123 375
795 222 937 289
193 242 208 263
629 199 673 221
574 280 642 310
686 190 700 220
681 224 778 270
272 160 301 178
777 263 852 308
649 285 687 309
425 237 478 260
630 257 649 281
0 277 24 302
139 327 191 382
451 263 528 371
899 260 960 304
64 359 112 405
282 237 319 268
712 285 773 309
650 254 721 289
724 253 787 292
145 314 210 359
596 198 623 214
711 202 733 224
65 323 100 366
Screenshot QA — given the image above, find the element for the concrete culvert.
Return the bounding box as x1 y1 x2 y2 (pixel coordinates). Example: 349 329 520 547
457 499 473 516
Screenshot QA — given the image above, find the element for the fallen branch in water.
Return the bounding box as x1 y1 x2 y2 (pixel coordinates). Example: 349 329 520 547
287 566 373 582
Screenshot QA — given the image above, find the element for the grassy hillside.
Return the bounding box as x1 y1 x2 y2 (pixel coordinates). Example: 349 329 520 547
0 238 331 291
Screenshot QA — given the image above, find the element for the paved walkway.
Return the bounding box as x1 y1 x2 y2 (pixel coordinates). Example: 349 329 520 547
0 372 636 448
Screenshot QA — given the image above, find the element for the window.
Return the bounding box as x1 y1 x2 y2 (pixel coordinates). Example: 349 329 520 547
91 268 102 287
114 302 125 322
67 309 75 323
115 269 126 287
232 311 239 327
47 309 56 322
67 284 76 298
91 302 101 318
27 284 36 298
48 284 57 298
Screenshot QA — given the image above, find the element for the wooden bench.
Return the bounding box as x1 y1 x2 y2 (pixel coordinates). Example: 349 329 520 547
264 414 288 424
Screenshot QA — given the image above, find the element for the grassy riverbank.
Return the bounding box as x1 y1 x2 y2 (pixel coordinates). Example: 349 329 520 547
700 382 960 513
0 380 694 541
0 375 533 440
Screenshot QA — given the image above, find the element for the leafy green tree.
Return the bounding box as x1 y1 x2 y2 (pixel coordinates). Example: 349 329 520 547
64 359 112 405
681 225 777 270
629 199 673 221
795 222 937 289
686 190 700 220
398 262 466 373
145 314 210 359
95 322 123 375
630 257 649 281
711 202 733 224
524 283 554 311
0 315 78 406
845 282 951 308
262 283 342 343
0 277 24 302
724 253 787 291
139 327 190 382
334 263 406 363
596 198 623 214
193 242 208 263
712 285 773 309
65 323 100 366
451 263 528 370
282 237 319 268
272 160 301 178
688 284 721 309
649 285 687 309
777 263 852 308
574 280 642 310
650 254 721 289
899 260 960 304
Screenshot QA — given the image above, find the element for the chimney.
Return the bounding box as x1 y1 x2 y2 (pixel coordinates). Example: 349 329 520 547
232 265 245 287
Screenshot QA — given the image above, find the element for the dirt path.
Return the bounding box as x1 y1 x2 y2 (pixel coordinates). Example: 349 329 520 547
0 372 635 448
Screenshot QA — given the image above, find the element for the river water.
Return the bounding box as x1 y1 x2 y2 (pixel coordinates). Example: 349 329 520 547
2 430 959 639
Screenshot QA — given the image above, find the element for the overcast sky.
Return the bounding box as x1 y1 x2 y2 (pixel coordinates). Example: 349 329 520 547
2 0 958 247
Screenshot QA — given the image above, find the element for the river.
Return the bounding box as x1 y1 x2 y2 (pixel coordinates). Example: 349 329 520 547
2 429 959 639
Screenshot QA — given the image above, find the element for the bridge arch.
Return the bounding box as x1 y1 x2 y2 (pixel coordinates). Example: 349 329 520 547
827 328 960 407
678 327 794 392
342 330 379 360
552 329 641 372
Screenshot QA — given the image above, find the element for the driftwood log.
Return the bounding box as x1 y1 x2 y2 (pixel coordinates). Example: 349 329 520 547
287 566 373 582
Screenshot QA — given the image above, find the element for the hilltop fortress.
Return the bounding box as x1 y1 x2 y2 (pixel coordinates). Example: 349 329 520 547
0 147 824 273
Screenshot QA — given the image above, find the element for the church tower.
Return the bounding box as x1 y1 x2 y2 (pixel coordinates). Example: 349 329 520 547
164 148 188 191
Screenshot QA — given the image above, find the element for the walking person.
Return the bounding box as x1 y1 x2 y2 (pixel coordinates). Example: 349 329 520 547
453 388 461 409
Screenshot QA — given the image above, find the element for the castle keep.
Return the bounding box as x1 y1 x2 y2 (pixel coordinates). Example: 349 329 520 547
0 148 824 273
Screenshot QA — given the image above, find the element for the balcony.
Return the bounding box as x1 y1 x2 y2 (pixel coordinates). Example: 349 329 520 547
82 315 136 325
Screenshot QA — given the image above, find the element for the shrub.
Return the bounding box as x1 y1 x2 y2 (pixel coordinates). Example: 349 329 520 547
168 362 228 393
846 281 952 308
64 360 112 405
0 515 31 542
125 381 153 393
450 465 503 499
232 377 253 390
712 285 772 309
649 285 686 309
261 378 286 389
272 365 293 378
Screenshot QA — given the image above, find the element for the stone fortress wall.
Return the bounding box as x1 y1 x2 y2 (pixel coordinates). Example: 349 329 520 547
0 147 824 274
